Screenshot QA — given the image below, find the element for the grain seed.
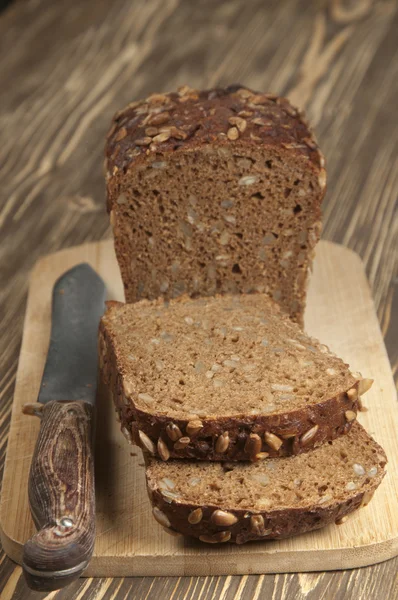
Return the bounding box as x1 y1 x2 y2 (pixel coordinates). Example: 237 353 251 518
215 431 230 453
174 436 190 450
166 422 183 441
245 433 262 458
186 420 203 435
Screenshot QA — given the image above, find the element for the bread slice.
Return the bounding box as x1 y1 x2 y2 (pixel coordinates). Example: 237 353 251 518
99 294 372 461
145 423 386 544
105 85 325 324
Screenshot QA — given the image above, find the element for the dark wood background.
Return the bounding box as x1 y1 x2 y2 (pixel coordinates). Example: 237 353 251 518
0 0 397 598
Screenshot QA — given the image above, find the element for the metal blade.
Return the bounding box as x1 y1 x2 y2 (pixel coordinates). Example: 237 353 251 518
38 263 106 405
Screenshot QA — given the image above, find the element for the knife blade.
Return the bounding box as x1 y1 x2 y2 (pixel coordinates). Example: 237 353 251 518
22 263 106 591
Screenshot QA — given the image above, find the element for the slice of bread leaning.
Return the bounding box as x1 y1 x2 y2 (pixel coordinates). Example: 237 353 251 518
145 422 386 544
99 293 373 461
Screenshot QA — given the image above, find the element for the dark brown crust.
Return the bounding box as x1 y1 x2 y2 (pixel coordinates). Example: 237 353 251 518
148 473 384 544
99 319 361 461
105 85 325 200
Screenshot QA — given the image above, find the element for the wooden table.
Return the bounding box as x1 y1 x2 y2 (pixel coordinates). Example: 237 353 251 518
0 0 396 598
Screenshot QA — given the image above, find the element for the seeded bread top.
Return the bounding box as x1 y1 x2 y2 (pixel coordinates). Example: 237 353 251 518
105 85 325 210
146 422 386 511
101 294 357 421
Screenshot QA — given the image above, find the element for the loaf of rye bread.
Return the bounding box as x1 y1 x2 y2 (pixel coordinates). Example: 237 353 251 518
145 423 386 544
99 294 374 462
105 85 326 324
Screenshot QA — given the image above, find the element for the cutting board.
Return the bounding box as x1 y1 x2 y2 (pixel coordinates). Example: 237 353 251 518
1 240 397 576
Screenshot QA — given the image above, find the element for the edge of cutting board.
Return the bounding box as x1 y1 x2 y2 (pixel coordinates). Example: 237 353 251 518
1 239 397 575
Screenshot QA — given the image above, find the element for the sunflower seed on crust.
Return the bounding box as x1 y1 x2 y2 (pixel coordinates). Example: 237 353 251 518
264 432 283 451
152 507 170 528
157 438 170 461
138 430 155 455
211 510 238 526
188 508 203 524
300 424 319 446
358 378 373 396
199 531 231 543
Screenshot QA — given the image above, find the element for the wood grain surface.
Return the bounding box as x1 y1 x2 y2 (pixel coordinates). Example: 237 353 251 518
0 0 396 598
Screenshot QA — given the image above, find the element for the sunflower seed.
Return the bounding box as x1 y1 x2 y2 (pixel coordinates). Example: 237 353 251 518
345 481 357 491
199 531 231 543
211 510 238 526
353 463 365 476
185 316 194 325
368 466 378 477
239 175 258 186
300 424 319 446
271 384 293 392
157 438 170 461
121 426 133 444
152 507 170 528
138 430 155 455
188 508 203 524
138 392 155 405
358 378 373 396
264 432 283 451
318 168 327 189
161 490 180 503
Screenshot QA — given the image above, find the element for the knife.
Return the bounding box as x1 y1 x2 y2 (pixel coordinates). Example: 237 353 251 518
21 263 106 591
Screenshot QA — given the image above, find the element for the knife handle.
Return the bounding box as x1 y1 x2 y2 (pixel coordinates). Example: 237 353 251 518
22 401 95 591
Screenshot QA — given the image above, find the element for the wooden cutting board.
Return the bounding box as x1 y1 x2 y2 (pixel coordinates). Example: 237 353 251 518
1 240 397 576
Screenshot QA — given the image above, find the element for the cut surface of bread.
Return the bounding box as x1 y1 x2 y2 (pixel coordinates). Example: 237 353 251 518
99 294 371 461
145 423 387 544
105 85 326 324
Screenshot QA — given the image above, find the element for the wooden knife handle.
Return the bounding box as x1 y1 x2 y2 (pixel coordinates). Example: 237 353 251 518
22 401 95 591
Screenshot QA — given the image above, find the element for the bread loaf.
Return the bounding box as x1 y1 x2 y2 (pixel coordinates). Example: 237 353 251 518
105 85 325 324
99 294 373 462
145 423 386 544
